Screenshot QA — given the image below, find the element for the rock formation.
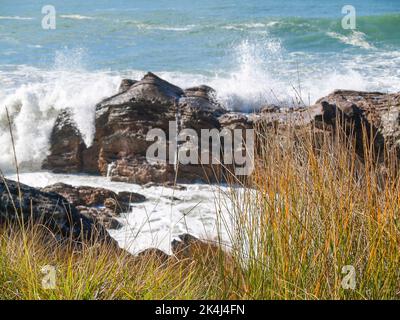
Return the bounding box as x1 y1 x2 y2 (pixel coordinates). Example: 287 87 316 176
41 183 146 230
42 110 86 173
0 178 115 244
43 73 400 183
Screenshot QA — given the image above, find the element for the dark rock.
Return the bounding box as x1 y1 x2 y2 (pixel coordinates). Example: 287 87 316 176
312 90 400 159
76 206 123 230
85 72 227 183
40 183 146 229
118 79 138 93
0 178 114 244
143 182 187 190
42 110 86 173
41 183 145 211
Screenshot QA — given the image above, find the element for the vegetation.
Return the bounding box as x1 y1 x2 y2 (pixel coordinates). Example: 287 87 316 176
1 121 400 300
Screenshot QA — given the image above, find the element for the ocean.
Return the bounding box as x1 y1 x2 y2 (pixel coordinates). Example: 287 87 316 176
1 1 399 252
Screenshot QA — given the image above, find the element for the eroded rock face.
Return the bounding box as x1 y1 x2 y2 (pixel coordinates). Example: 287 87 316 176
41 183 146 229
43 73 400 182
85 72 227 184
43 74 231 183
0 178 114 244
312 90 400 159
42 110 86 173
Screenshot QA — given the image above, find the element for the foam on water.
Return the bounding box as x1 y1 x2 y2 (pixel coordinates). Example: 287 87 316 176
1 37 400 172
4 172 235 254
0 16 34 20
59 15 95 20
326 30 375 50
0 50 121 172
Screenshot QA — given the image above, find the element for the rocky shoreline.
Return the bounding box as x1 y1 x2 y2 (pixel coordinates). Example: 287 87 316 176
2 72 400 256
42 72 400 184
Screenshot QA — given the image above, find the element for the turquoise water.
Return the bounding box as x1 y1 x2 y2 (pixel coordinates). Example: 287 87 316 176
0 1 399 170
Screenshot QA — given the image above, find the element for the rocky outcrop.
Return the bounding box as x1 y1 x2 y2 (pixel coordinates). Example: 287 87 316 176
0 178 115 244
43 73 400 182
312 90 400 159
41 183 146 229
85 72 227 184
42 110 86 173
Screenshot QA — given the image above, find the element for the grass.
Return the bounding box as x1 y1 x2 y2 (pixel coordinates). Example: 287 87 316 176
1 119 400 300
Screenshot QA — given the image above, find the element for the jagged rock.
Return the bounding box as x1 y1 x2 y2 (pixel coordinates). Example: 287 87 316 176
84 72 227 183
41 183 145 210
312 90 400 159
43 74 400 183
42 110 86 173
0 178 114 244
40 183 146 229
76 206 123 230
118 79 138 93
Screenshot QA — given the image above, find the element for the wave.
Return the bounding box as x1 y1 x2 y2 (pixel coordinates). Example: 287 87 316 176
60 14 95 20
0 16 33 20
1 38 399 172
0 50 121 172
326 31 375 50
135 23 195 32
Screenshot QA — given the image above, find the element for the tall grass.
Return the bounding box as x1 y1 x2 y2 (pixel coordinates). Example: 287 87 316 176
1 119 399 299
224 120 400 299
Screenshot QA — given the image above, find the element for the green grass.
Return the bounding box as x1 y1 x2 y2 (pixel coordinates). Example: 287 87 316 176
1 121 400 300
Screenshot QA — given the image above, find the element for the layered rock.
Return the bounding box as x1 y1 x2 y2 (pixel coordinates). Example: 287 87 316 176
85 72 227 183
312 90 400 159
0 178 114 244
41 183 146 229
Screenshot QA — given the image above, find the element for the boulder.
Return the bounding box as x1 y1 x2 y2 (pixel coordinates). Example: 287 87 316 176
41 183 145 210
43 74 400 183
42 110 86 173
76 206 123 230
0 178 114 244
41 183 146 229
311 90 400 159
138 248 170 263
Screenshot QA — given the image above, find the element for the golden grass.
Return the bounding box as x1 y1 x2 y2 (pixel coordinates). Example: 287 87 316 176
224 121 400 299
1 120 400 300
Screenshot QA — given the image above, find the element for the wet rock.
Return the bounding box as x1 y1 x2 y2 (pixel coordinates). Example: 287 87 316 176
42 110 86 173
41 183 146 229
86 72 227 183
0 178 114 244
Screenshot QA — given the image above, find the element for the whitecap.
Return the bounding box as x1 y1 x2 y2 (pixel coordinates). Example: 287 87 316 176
327 30 375 50
60 14 95 20
0 16 33 20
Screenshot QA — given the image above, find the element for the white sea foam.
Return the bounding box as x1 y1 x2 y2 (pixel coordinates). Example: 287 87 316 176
1 40 399 172
136 23 195 31
327 30 375 50
0 16 33 20
0 50 121 173
60 14 95 20
4 172 235 255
